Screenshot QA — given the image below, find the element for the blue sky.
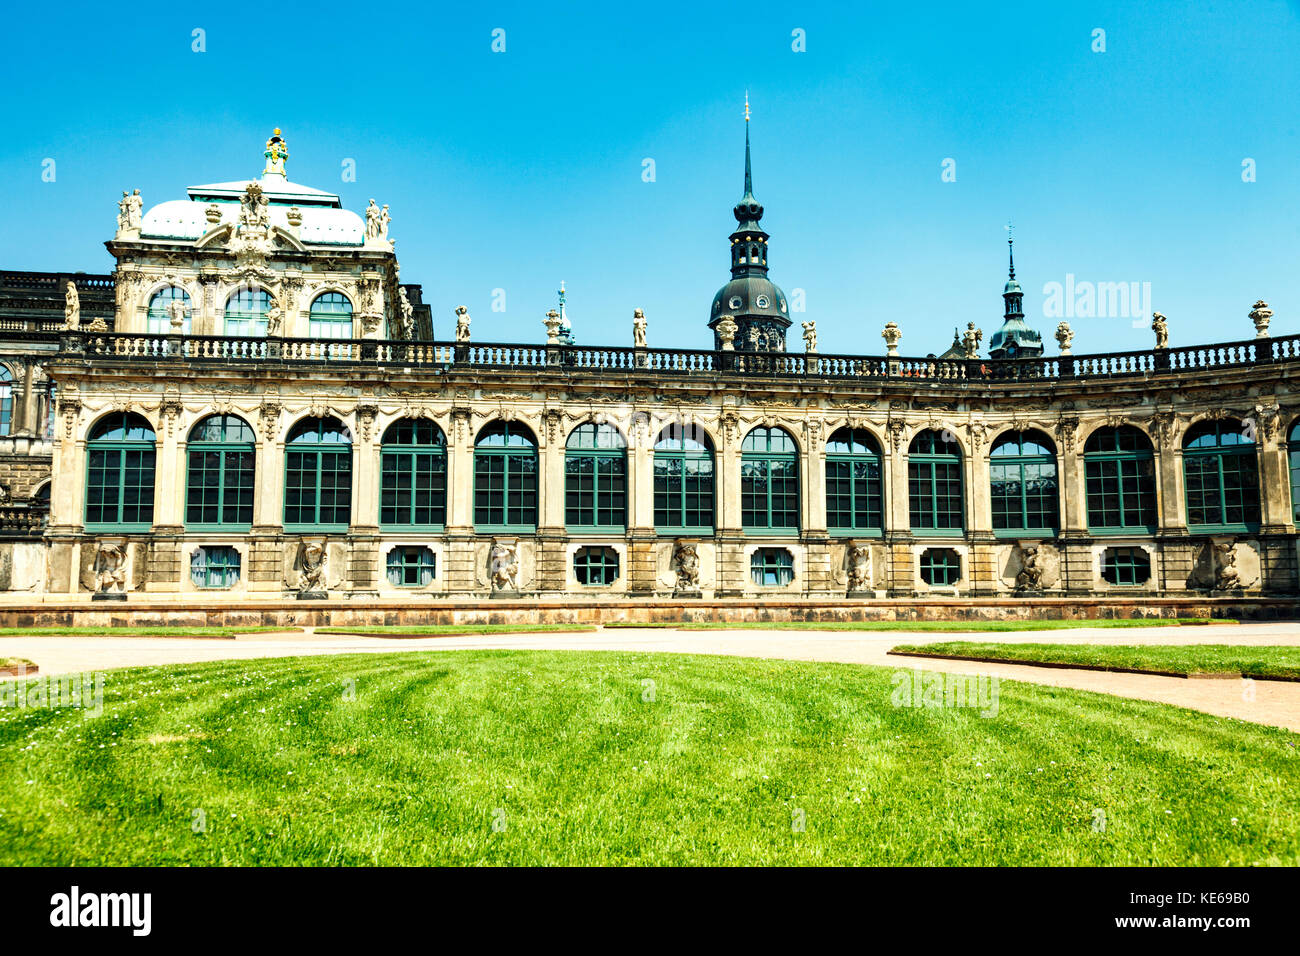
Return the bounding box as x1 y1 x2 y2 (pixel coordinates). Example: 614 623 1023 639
4 0 1299 355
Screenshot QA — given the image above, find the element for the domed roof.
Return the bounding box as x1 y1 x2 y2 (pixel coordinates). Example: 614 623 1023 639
137 132 367 246
709 275 790 325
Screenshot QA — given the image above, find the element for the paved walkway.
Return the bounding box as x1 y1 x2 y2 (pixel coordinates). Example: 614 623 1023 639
3 623 1300 731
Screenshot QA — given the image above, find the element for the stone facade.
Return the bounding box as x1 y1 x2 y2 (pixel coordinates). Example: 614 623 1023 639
7 132 1300 605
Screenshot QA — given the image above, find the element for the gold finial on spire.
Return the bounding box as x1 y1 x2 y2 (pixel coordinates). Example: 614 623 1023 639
744 91 751 122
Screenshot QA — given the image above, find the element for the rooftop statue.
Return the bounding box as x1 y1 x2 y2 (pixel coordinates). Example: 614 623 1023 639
455 305 472 343
264 128 289 176
633 308 647 348
63 281 80 330
1151 312 1170 349
801 320 817 352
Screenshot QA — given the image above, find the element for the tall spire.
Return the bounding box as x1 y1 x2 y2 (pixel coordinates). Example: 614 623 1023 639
743 92 753 199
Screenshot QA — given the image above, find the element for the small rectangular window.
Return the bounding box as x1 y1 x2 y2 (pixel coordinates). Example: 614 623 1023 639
191 546 241 589
386 547 436 587
750 548 794 587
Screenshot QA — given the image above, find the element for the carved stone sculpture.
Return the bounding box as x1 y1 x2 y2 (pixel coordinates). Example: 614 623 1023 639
399 288 414 338
93 540 128 599
1014 544 1043 592
126 189 142 231
543 310 562 345
63 282 80 330
455 306 472 343
379 204 391 241
716 315 737 351
489 539 519 592
672 541 700 593
801 320 817 352
633 308 647 348
297 539 328 596
1151 312 1169 349
167 297 188 331
116 191 131 236
265 306 283 336
882 321 902 355
365 199 381 240
1055 321 1074 354
1249 300 1272 339
846 543 872 592
1214 540 1241 590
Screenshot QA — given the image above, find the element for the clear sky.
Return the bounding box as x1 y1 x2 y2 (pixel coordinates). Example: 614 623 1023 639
4 0 1299 356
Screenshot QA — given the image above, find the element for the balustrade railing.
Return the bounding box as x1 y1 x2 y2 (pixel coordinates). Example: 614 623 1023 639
50 329 1300 387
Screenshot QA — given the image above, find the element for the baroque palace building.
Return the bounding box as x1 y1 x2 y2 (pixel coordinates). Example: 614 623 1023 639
1 126 1299 606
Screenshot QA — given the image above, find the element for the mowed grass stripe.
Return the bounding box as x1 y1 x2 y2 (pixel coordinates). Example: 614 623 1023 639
1 651 1295 865
890 642 1300 680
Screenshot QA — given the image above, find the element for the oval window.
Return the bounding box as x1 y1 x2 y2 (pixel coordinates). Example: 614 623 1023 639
729 296 743 310
756 295 770 309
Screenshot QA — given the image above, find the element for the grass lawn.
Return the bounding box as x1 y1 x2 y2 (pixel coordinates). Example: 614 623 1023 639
1 650 1296 865
605 619 1228 632
0 627 302 638
315 624 598 636
891 642 1300 680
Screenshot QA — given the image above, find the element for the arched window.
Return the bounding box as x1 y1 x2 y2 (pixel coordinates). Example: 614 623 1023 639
224 288 272 337
186 414 256 529
908 430 963 533
653 424 715 532
1183 419 1260 531
990 430 1059 534
284 417 352 531
0 367 11 437
826 427 882 534
741 426 799 532
147 287 191 335
309 292 353 340
380 419 446 529
1289 421 1300 524
565 423 627 530
474 421 538 530
86 413 155 531
1084 426 1157 532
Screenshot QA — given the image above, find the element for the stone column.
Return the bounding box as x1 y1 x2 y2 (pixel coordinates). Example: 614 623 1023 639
347 405 380 595
627 419 657 595
444 409 477 594
965 431 997 595
800 422 831 594
247 411 286 593
145 405 184 592
1056 424 1090 594
883 422 913 595
18 359 36 436
715 416 745 596
535 411 567 592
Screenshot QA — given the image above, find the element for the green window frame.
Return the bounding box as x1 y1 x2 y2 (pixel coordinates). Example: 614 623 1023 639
1101 547 1151 586
308 291 354 340
653 424 715 533
1183 419 1261 532
474 421 538 531
574 546 620 585
1289 420 1300 524
190 546 241 589
908 430 963 534
386 546 436 587
85 412 156 532
147 286 192 335
1084 426 1157 533
565 423 627 531
920 548 961 586
826 427 882 535
750 547 794 586
224 288 271 337
990 430 1059 536
741 426 800 533
0 367 11 437
380 419 446 530
185 414 256 530
284 417 353 532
